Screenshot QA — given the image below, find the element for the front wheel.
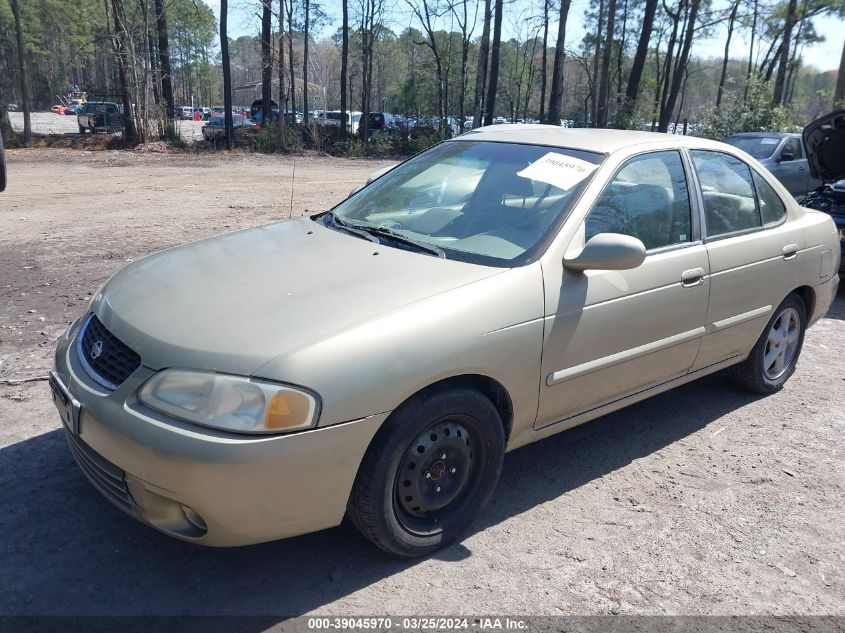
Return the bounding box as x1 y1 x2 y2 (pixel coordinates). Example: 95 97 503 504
728 294 807 394
347 388 505 557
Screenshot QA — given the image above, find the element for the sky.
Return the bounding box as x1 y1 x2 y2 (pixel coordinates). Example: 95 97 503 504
209 0 845 73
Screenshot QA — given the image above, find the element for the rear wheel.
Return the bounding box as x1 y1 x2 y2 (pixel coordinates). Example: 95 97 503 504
78 124 86 134
729 294 806 394
347 388 505 557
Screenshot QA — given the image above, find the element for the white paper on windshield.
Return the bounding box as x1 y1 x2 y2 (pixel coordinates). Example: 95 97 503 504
516 152 598 190
760 137 780 145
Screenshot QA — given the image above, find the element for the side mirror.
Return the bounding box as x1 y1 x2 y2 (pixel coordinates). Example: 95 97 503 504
779 151 795 162
366 165 394 185
563 233 647 272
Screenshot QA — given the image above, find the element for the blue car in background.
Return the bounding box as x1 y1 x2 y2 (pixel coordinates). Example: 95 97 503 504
801 110 845 272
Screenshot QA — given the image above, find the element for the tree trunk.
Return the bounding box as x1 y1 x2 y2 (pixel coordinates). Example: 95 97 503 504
220 0 233 149
743 0 757 102
483 0 503 126
302 0 310 126
277 0 286 149
110 0 138 143
154 0 175 139
596 0 616 127
472 0 491 127
615 0 628 110
9 0 31 146
835 38 845 107
621 0 657 128
658 0 699 132
716 0 739 108
261 0 272 125
340 0 349 135
772 0 797 106
590 0 605 127
539 0 549 122
546 0 572 125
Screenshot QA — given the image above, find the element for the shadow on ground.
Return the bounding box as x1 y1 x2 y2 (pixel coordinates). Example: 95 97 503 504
0 369 767 618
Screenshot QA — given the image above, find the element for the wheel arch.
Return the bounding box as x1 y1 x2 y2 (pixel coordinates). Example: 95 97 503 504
791 285 815 319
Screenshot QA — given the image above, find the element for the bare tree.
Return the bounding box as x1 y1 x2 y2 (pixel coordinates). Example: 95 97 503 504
450 0 476 133
621 0 658 127
408 0 447 135
590 0 605 126
303 0 311 125
472 0 491 126
772 0 797 106
546 0 572 125
483 0 503 125
340 0 349 134
836 37 845 107
539 0 550 123
261 0 273 125
220 0 234 149
8 0 31 146
716 0 739 108
596 0 616 127
277 0 286 149
743 0 758 102
110 0 138 143
658 0 701 133
154 0 175 139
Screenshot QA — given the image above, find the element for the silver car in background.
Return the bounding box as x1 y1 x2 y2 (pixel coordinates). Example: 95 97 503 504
51 126 840 557
723 132 821 198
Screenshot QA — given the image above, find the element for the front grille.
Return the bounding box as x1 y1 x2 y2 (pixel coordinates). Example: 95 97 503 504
77 315 141 389
65 429 137 516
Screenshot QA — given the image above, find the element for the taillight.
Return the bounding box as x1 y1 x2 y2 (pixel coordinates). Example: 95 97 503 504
381 122 387 129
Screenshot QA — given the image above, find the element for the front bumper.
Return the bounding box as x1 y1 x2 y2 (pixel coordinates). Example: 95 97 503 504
53 328 387 546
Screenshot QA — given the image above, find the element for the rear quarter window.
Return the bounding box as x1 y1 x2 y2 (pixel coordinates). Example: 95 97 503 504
752 171 787 225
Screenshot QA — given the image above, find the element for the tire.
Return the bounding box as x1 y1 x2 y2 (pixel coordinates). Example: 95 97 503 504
347 388 505 557
0 127 6 193
728 293 807 394
78 124 86 134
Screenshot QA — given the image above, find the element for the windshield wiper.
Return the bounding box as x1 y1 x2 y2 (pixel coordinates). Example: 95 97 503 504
327 212 446 258
326 212 378 243
357 225 446 258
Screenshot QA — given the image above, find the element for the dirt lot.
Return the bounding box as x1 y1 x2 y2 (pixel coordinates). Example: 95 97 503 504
0 148 843 617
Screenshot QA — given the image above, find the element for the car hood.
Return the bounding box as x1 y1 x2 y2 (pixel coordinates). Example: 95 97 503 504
93 217 502 375
802 109 845 181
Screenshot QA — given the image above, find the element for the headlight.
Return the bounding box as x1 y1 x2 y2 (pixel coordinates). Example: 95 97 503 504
137 369 319 434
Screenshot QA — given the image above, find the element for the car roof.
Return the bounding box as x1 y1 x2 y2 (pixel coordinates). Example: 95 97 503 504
456 125 730 155
725 131 799 138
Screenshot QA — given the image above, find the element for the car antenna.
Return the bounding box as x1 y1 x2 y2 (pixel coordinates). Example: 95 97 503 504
288 159 296 219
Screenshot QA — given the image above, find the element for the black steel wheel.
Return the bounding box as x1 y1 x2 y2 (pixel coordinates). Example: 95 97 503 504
348 387 505 557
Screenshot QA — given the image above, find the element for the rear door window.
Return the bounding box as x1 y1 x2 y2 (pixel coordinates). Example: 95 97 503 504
691 150 761 237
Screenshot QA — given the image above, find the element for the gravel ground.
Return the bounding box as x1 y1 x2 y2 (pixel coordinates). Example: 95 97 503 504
9 110 208 142
0 148 843 617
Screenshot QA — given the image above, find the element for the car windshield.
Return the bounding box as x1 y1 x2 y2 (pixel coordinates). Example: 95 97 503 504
330 140 603 266
724 136 782 159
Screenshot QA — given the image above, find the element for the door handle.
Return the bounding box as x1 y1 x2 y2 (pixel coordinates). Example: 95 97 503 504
681 268 705 287
782 244 799 260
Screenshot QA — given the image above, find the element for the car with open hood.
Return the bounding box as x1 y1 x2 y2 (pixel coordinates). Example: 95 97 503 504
51 126 840 557
800 110 845 271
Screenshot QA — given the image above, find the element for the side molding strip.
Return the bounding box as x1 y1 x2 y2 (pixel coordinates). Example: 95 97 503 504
547 326 706 386
708 305 772 331
546 304 772 387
